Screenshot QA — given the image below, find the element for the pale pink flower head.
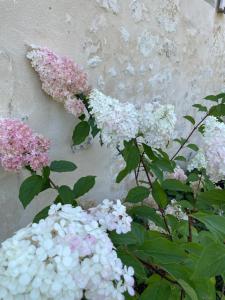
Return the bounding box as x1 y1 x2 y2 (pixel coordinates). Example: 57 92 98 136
0 118 50 172
64 97 85 117
167 166 187 182
27 46 89 103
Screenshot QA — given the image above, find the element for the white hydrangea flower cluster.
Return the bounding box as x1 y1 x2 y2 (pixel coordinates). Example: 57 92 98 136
188 117 225 182
89 89 139 146
89 199 132 234
89 89 176 148
187 150 207 173
139 102 177 149
0 203 134 300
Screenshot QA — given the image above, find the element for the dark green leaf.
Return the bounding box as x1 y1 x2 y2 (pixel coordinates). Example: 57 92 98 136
50 160 77 172
126 145 140 172
192 104 208 112
33 205 50 223
152 181 168 208
140 275 172 300
188 173 199 182
192 212 225 241
187 144 199 151
73 176 96 198
116 168 129 183
204 95 219 102
209 103 225 117
143 144 157 160
110 222 146 246
19 175 44 208
72 121 90 145
117 248 147 281
177 280 198 300
174 156 186 162
184 115 195 125
135 235 187 265
192 242 225 279
197 190 225 207
162 179 192 193
42 166 50 178
58 185 74 204
128 206 166 229
126 186 150 203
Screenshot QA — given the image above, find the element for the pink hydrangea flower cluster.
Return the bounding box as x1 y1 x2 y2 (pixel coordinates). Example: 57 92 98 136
27 45 88 117
0 118 50 172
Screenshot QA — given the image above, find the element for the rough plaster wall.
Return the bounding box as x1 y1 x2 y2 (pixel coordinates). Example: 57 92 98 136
0 0 225 241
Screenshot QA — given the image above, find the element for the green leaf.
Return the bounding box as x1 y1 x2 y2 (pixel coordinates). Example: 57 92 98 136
50 160 77 172
126 186 150 203
128 206 165 229
192 241 225 279
19 175 44 208
187 144 199 151
209 103 225 117
152 181 168 208
88 116 100 138
192 212 225 241
184 115 195 125
162 179 192 193
174 156 186 162
126 145 140 172
153 158 174 172
58 185 74 204
188 173 199 182
177 280 198 300
116 168 129 183
33 205 50 223
140 275 172 300
110 222 146 246
135 235 187 265
42 166 50 178
143 144 157 160
198 124 205 134
73 176 96 198
117 248 147 281
174 138 186 145
197 190 225 207
116 144 140 183
204 95 219 102
192 104 208 112
72 121 90 145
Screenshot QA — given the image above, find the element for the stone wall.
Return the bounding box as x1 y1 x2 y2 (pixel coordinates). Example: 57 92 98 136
0 0 225 241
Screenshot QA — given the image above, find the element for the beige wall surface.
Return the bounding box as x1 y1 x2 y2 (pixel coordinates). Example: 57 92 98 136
0 0 225 241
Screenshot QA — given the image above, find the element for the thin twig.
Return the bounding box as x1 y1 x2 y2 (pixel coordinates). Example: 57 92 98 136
188 216 193 242
49 178 59 190
171 113 209 160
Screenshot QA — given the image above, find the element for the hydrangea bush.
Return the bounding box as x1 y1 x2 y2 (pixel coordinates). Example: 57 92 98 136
0 47 225 299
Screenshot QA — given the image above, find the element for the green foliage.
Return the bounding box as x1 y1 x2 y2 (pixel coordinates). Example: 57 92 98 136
116 142 140 183
58 185 75 204
16 91 225 299
126 186 150 203
72 121 90 145
19 175 45 208
73 176 96 198
50 160 77 172
184 115 195 125
33 205 50 223
152 180 168 208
